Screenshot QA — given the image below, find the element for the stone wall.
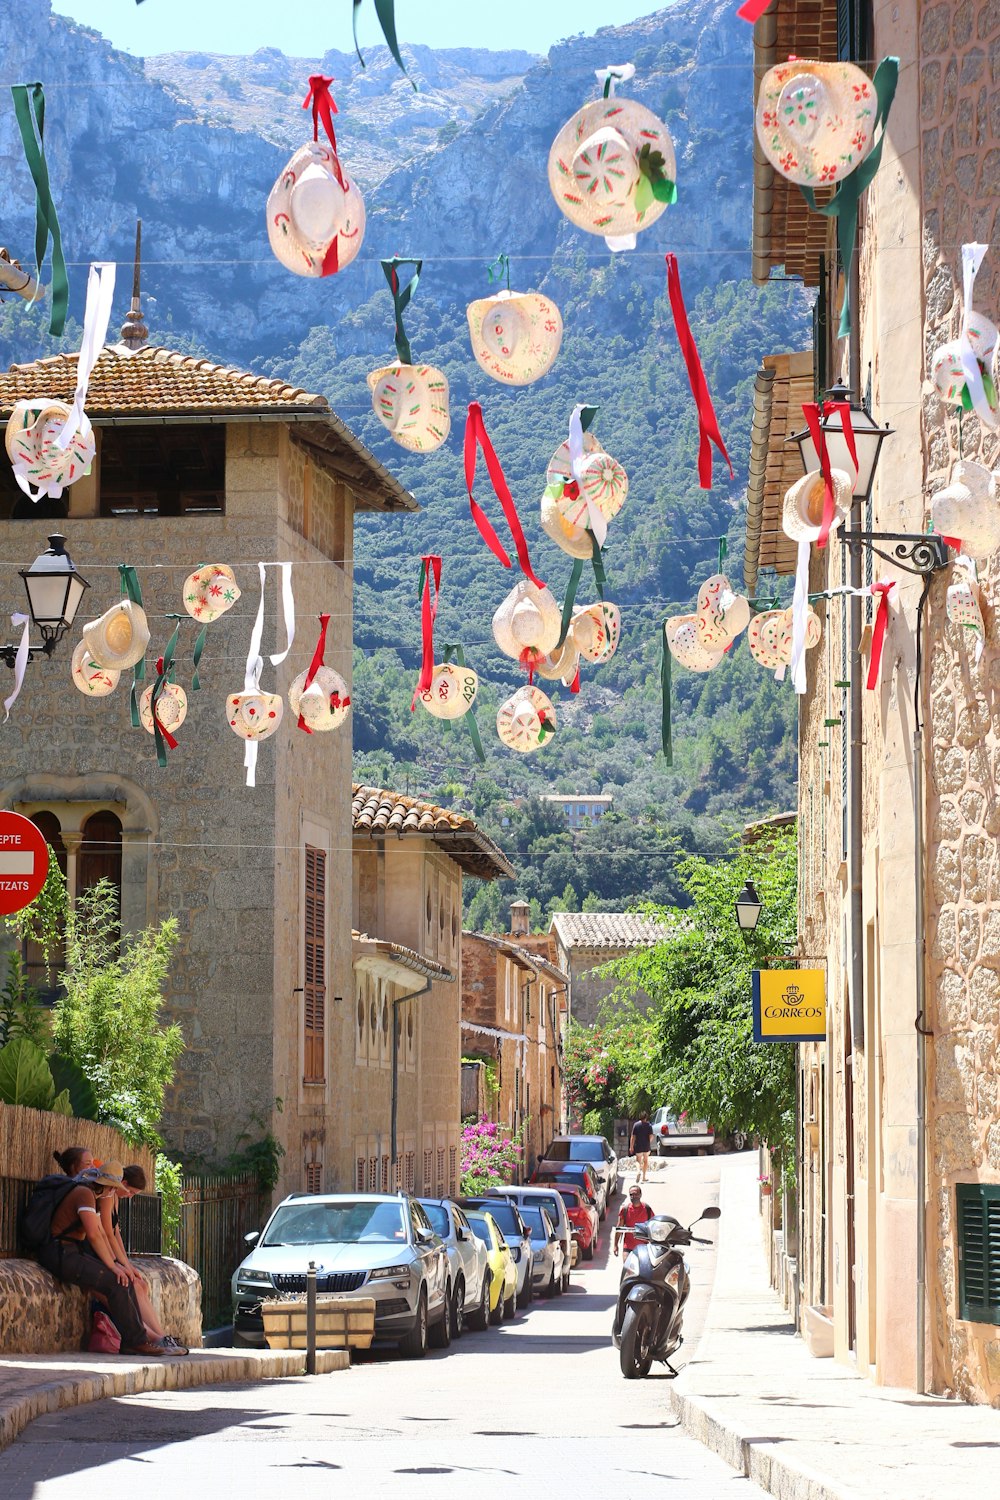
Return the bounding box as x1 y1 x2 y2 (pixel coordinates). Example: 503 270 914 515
564 949 655 1028
0 1256 201 1354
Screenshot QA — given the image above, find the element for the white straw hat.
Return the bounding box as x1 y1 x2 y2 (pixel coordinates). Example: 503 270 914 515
571 602 620 663
665 615 725 673
71 641 120 699
931 461 1000 559
749 608 821 669
549 95 676 240
267 140 366 277
546 433 629 528
226 690 284 742
755 60 878 187
5 399 95 501
417 661 478 720
492 580 563 663
467 290 563 386
183 565 240 623
931 313 1000 409
696 574 751 650
781 468 853 543
496 685 557 753
367 363 450 453
540 488 594 559
535 635 580 685
947 561 986 650
288 665 351 732
81 600 150 672
139 681 188 737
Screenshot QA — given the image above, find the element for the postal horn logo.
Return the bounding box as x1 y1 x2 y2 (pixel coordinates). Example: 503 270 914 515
763 980 822 1020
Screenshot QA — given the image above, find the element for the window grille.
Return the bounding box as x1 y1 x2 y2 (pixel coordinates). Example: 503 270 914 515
355 1157 365 1191
381 1155 390 1193
367 1156 378 1192
303 846 327 1084
423 1150 432 1191
957 1184 1000 1324
405 1152 415 1193
305 1162 322 1194
449 1146 457 1196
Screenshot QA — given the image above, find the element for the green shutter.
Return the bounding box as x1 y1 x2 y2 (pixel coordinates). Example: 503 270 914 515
957 1184 1000 1324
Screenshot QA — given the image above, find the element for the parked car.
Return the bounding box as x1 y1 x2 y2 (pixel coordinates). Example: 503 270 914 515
520 1205 566 1297
536 1136 618 1206
465 1209 517 1323
531 1162 607 1219
485 1185 573 1291
418 1198 491 1335
650 1108 715 1155
232 1192 450 1358
549 1182 599 1260
461 1196 533 1307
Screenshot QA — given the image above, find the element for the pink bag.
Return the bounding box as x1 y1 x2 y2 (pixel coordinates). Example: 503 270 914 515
88 1309 121 1354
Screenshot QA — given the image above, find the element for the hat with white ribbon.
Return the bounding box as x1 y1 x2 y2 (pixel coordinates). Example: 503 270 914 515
930 244 999 430
696 574 751 651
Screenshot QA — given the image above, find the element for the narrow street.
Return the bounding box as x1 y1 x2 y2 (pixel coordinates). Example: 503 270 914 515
0 1157 766 1498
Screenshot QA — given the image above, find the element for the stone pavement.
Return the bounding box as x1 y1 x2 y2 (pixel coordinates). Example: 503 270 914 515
670 1153 1000 1499
0 1347 348 1453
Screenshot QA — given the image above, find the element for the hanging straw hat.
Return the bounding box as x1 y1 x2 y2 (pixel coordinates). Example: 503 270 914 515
183 565 240 623
571 602 620 663
366 363 450 453
71 641 120 699
417 661 478 720
946 559 986 647
226 690 284 742
540 488 594 559
267 140 366 278
139 681 188 737
5 399 95 501
665 615 725 673
749 607 821 670
546 433 629 528
781 468 854 543
548 95 676 240
696 574 751 650
496 685 557 753
755 60 878 187
288 664 351 732
931 460 1000 559
466 290 563 386
535 635 580 685
82 600 150 672
492 579 563 663
931 313 1000 408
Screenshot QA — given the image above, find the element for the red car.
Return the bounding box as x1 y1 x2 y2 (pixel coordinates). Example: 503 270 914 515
550 1182 599 1261
531 1164 602 1216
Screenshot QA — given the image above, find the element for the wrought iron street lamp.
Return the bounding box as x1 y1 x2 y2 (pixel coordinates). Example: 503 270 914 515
735 879 763 935
0 534 89 668
790 380 893 503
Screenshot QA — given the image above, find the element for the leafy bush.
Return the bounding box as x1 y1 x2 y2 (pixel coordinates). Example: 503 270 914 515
155 1154 184 1257
459 1115 525 1195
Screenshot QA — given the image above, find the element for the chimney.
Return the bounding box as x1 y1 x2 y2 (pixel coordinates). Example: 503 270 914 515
510 900 530 938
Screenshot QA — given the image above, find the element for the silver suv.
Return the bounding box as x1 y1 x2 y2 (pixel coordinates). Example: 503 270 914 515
232 1193 451 1357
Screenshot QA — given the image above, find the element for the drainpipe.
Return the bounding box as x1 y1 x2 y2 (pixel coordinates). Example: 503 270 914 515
848 253 865 1054
912 579 934 1396
390 978 433 1175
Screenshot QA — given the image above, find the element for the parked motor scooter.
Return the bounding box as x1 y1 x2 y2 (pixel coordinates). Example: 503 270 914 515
611 1206 721 1379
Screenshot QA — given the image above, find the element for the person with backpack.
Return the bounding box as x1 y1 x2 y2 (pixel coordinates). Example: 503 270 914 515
53 1145 94 1177
612 1183 655 1257
25 1160 167 1356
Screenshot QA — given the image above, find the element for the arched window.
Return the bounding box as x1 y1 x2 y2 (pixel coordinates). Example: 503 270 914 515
78 811 123 910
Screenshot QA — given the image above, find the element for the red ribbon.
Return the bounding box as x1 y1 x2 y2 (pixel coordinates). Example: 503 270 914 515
568 665 581 695
800 401 858 550
302 75 347 193
867 583 894 690
411 557 441 710
665 254 734 491
736 0 773 20
464 403 544 588
299 613 331 733
151 657 178 750
934 529 963 550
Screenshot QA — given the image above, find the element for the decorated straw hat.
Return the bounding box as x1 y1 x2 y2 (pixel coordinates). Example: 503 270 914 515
288 664 351 732
82 600 150 673
535 635 580 685
781 468 854 543
267 140 366 278
946 560 986 653
540 488 594 560
750 607 821 670
755 60 877 187
367 363 450 453
183 565 240 623
139 681 188 737
226 690 284 742
546 433 629 529
571 601 620 663
931 460 1000 559
418 660 478 720
5 399 95 501
71 641 120 699
665 615 725 673
696 574 751 651
548 96 676 241
467 290 563 386
496 684 557 753
931 313 1000 408
492 579 563 663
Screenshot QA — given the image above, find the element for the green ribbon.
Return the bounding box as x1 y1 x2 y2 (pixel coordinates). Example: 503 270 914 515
381 257 422 366
442 644 485 764
718 535 728 574
150 615 182 770
557 560 585 650
192 623 208 692
352 0 417 89
10 83 68 337
579 405 599 433
659 627 673 766
748 595 779 614
635 142 678 216
119 564 145 728
961 367 998 414
590 532 606 600
487 253 510 292
800 58 899 341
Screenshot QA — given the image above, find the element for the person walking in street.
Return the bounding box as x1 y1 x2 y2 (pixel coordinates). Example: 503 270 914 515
613 1183 654 1259
629 1112 654 1183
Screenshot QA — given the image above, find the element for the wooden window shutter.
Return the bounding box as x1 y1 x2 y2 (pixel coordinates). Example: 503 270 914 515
957 1184 1000 1324
303 845 327 1084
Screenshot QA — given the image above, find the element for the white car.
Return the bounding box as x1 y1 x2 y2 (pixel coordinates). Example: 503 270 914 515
418 1198 492 1334
650 1108 715 1155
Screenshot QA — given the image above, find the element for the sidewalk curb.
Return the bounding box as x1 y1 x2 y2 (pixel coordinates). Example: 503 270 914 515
0 1347 349 1454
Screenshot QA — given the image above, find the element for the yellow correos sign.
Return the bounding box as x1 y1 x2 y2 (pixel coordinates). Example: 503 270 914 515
752 969 826 1042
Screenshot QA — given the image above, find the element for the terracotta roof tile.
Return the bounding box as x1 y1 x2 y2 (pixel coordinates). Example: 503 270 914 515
352 783 515 882
549 912 673 951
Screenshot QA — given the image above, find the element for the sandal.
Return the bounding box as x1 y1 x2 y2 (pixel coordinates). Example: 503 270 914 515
160 1335 190 1355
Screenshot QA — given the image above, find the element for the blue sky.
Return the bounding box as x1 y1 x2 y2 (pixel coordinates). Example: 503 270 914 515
53 2 665 58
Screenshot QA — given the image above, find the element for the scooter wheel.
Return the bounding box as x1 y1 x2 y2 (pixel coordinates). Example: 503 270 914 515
619 1303 655 1379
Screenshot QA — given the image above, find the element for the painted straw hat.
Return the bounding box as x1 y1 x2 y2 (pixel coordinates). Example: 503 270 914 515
548 96 676 240
931 313 1000 408
267 140 366 277
225 690 284 742
496 684 557 754
71 641 120 699
466 290 563 386
5 399 95 500
665 615 725 673
931 460 1000 559
781 468 854 543
418 661 478 721
492 579 563 663
82 600 150 673
696 574 751 651
535 635 581 685
749 607 821 670
946 563 986 650
546 432 628 533
139 681 189 737
540 488 594 559
367 363 450 453
755 60 877 187
571 601 621 663
183 565 241 623
288 664 351 732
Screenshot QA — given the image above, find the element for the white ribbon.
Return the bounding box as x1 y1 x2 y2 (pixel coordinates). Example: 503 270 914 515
958 243 998 431
3 614 30 722
604 232 637 253
789 538 811 694
567 404 608 549
56 262 116 451
241 561 296 787
595 63 635 97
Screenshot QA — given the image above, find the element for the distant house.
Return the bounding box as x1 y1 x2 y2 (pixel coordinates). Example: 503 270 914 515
538 793 614 830
549 912 672 1028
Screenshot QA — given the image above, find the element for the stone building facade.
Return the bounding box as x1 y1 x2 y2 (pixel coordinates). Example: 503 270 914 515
549 911 672 1028
748 0 1000 1403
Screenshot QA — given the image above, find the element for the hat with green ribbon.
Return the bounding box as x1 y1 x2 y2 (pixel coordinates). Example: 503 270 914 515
467 272 563 387
496 684 557 754
368 258 450 452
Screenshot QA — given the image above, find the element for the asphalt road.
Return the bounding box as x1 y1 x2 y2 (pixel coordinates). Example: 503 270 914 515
0 1154 766 1499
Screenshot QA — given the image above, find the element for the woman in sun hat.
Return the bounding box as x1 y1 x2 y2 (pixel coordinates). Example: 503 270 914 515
97 1165 189 1354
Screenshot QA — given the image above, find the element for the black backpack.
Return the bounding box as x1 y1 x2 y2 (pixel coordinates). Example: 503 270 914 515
19 1174 81 1253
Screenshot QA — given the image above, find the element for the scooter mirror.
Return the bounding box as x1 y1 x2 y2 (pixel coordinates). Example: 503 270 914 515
697 1206 721 1222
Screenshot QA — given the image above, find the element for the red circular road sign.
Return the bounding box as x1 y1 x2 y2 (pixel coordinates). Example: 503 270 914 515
0 812 50 914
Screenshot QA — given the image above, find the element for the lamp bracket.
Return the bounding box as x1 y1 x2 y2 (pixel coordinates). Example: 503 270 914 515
840 531 949 577
0 639 58 669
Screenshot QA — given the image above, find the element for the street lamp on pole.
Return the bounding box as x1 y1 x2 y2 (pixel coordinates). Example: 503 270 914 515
734 879 763 936
0 534 90 668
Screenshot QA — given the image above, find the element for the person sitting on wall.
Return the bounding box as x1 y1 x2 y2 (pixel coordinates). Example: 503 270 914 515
98 1165 189 1355
53 1145 94 1177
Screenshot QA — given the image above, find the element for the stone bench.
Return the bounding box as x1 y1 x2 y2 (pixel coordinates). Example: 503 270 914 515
0 1256 202 1354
